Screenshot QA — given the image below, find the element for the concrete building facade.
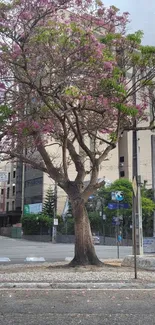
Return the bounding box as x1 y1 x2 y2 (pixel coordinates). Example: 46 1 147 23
0 127 153 217
0 161 16 213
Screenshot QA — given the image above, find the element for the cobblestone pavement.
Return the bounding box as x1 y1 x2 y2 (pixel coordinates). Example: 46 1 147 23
0 262 155 283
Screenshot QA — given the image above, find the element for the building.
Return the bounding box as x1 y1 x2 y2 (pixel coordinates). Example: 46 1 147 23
11 126 153 217
15 161 43 213
0 160 21 227
0 160 16 213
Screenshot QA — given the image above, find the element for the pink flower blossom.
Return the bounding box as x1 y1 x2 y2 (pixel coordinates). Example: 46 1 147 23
104 61 113 70
0 83 5 90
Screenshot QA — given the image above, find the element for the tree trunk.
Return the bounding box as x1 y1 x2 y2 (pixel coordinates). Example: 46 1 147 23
69 198 103 267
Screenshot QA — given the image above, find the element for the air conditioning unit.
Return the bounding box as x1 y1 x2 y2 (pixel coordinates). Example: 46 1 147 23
119 163 124 167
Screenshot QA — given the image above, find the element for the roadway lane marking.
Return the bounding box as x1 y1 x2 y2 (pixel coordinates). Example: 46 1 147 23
0 257 10 262
24 257 45 262
65 257 72 262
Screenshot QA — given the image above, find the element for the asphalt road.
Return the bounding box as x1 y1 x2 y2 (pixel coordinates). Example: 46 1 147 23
0 288 154 324
0 236 132 264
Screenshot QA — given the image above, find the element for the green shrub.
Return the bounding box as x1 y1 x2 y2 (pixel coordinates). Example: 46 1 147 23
22 213 52 235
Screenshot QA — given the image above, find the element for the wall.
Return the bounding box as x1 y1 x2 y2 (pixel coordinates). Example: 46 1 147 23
24 165 43 205
22 234 132 246
0 160 16 212
0 227 12 237
143 237 155 253
22 235 51 242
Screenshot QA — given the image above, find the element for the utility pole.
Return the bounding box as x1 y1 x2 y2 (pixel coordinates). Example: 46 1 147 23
151 135 155 237
21 161 25 219
52 182 58 243
116 201 120 259
99 198 106 245
132 69 143 257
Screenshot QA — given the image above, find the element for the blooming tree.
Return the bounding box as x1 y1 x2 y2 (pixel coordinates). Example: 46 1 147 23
0 0 155 265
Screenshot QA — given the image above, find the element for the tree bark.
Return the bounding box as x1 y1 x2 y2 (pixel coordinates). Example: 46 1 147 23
69 198 103 267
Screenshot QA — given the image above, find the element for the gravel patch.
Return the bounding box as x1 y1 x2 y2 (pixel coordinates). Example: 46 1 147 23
0 262 155 283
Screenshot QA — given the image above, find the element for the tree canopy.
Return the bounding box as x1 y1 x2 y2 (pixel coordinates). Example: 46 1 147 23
43 186 56 218
0 0 155 198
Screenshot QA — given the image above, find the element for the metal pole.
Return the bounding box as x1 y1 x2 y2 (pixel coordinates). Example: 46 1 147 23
133 190 137 279
132 68 143 257
52 182 57 243
117 202 119 259
21 161 25 219
101 199 106 245
103 221 105 245
151 135 155 237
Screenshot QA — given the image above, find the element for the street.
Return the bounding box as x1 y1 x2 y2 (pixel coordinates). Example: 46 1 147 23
0 288 154 324
0 236 132 264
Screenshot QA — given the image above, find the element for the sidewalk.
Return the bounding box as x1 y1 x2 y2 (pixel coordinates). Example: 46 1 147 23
0 261 155 289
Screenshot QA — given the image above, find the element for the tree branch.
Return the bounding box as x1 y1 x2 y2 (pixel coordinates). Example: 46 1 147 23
72 110 94 161
98 143 116 165
0 151 48 173
33 133 65 185
67 139 86 184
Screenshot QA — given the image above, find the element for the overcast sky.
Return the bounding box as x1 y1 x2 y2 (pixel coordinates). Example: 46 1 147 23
103 0 155 45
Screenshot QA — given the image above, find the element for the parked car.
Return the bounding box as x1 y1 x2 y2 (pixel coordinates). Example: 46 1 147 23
92 235 100 245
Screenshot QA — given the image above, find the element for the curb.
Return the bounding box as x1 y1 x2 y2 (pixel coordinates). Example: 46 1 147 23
122 255 155 271
65 257 123 266
0 282 155 289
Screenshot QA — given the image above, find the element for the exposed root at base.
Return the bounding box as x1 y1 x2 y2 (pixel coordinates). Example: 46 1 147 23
68 257 104 268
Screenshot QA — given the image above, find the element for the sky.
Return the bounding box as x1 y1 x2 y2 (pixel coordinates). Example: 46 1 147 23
103 0 155 45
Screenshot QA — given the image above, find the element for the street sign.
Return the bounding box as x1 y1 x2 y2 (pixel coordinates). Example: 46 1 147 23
111 192 116 201
102 214 106 220
132 176 137 197
111 191 124 201
120 203 129 209
54 218 58 226
0 171 8 182
108 202 129 209
24 203 42 215
112 217 120 226
115 191 124 201
112 217 116 225
108 203 117 209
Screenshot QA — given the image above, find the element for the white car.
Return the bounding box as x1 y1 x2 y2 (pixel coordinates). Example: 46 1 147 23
92 235 100 245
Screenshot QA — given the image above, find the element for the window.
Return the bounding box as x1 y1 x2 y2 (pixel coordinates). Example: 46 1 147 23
7 187 10 199
120 156 124 163
120 171 125 178
12 201 15 211
7 172 10 184
1 189 4 195
25 177 43 187
13 170 16 178
25 195 42 205
6 202 9 211
12 185 15 196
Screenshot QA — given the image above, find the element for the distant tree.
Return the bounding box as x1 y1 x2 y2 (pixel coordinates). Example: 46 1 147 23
142 197 155 236
43 186 56 218
99 179 155 237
